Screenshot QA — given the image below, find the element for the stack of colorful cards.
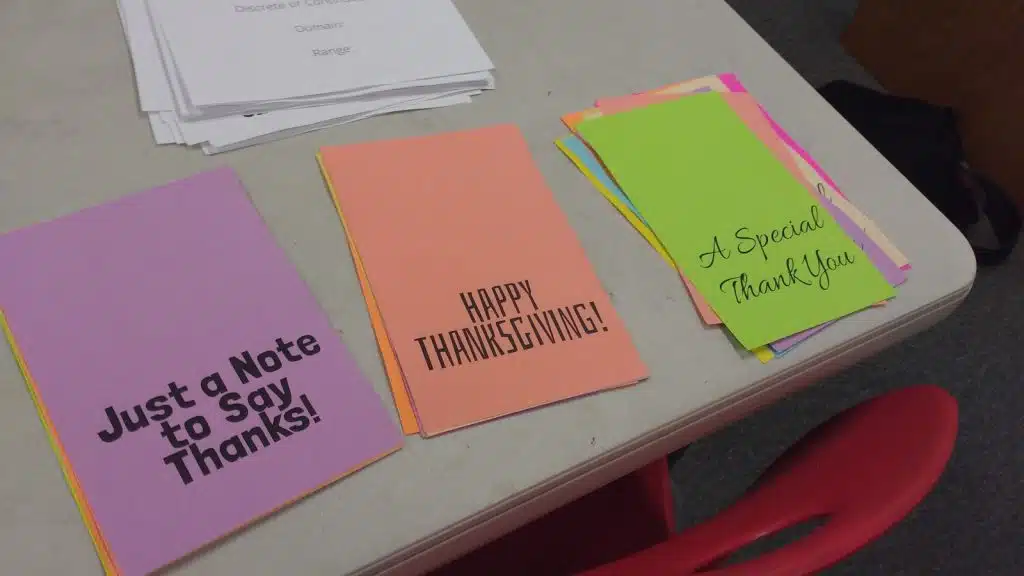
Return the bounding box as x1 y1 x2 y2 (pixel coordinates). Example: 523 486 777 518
557 73 910 361
0 168 402 575
318 124 648 436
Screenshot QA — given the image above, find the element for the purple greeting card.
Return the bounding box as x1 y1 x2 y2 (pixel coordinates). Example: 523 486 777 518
0 167 402 576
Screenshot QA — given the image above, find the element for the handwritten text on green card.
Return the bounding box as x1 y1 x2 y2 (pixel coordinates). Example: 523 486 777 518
575 93 894 349
701 204 856 301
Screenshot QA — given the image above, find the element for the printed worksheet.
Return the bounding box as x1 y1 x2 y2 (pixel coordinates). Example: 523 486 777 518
147 0 494 111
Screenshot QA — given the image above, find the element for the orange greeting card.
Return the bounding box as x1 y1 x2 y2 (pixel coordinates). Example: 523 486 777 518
320 124 648 436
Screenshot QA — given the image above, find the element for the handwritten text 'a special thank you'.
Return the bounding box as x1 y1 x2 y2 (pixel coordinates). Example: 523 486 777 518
414 280 611 371
700 204 860 304
96 335 325 486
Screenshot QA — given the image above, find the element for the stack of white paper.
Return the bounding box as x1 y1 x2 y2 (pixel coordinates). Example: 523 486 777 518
116 0 495 154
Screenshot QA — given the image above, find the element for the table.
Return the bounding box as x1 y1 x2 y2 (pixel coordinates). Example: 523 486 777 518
0 1 975 574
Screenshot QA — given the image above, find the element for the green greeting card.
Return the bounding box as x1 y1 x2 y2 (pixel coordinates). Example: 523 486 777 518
575 92 895 349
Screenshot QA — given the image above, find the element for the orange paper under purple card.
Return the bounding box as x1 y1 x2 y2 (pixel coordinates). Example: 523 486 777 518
320 125 648 436
0 167 402 576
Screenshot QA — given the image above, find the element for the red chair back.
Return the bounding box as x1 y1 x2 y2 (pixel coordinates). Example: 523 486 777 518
582 385 959 575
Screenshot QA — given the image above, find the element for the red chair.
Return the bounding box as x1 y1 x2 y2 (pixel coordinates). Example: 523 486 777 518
431 385 958 576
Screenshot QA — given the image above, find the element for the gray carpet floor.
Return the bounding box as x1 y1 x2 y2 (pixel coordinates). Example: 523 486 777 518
666 2 1023 574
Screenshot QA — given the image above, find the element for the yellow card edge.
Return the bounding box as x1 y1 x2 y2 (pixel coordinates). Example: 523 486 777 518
316 153 420 435
554 139 673 265
1 310 120 575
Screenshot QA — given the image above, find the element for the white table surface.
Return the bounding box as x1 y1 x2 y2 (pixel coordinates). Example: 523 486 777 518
0 0 976 574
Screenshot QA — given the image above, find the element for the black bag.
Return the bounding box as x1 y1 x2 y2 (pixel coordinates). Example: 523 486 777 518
818 80 1020 266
